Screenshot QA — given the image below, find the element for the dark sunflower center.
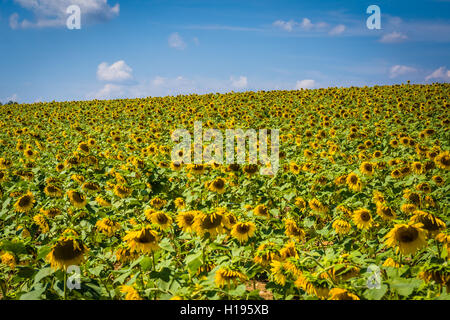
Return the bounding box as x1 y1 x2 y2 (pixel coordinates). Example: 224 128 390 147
364 164 372 171
183 214 194 225
398 227 418 243
156 213 168 224
53 240 83 260
237 224 250 234
442 156 450 166
201 214 222 229
19 196 31 206
213 179 225 189
360 212 370 221
137 229 156 243
350 175 357 184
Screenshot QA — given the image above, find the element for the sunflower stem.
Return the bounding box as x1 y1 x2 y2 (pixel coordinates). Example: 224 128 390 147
64 272 67 300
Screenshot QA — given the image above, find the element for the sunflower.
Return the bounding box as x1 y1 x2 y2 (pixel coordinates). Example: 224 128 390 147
67 190 87 208
46 230 88 270
280 241 298 260
346 172 362 192
149 196 166 209
284 219 305 241
385 222 427 255
434 151 450 170
270 260 289 285
170 161 183 171
95 196 111 207
230 221 256 243
176 211 198 233
113 185 132 198
33 214 49 233
376 204 396 220
382 257 402 268
294 197 307 212
328 288 360 300
411 162 423 174
253 204 269 217
215 267 247 288
193 210 224 237
360 161 374 175
309 198 328 213
115 245 138 264
95 217 121 236
0 171 7 182
418 265 450 292
150 211 173 231
189 164 205 175
332 219 351 235
44 185 62 198
289 162 301 174
253 242 280 266
82 182 101 194
1 252 16 269
71 174 85 184
208 177 226 194
432 175 444 186
352 208 373 230
242 164 258 175
14 191 35 213
120 285 142 300
123 226 160 253
174 197 185 209
400 203 418 214
410 210 446 236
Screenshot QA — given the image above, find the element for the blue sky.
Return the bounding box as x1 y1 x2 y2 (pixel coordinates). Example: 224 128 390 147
0 0 449 103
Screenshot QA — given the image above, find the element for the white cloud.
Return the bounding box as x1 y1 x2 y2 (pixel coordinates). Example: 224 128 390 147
273 20 297 32
230 76 248 89
329 24 346 35
273 18 328 32
295 79 316 89
93 84 125 99
380 31 408 43
97 60 133 82
10 0 119 29
389 65 417 78
425 66 450 82
168 32 187 50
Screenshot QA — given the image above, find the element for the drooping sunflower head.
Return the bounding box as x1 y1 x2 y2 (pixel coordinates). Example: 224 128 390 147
385 222 427 255
434 151 450 170
253 204 269 217
193 211 224 237
332 219 351 235
123 225 160 254
95 217 121 237
328 288 360 300
67 190 87 208
113 184 132 199
215 267 247 288
44 185 63 198
410 210 446 236
376 204 396 220
82 182 101 194
150 211 173 231
284 219 305 240
46 231 88 270
149 196 167 209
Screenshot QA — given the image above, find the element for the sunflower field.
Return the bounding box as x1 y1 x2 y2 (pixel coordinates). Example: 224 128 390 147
0 83 449 300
